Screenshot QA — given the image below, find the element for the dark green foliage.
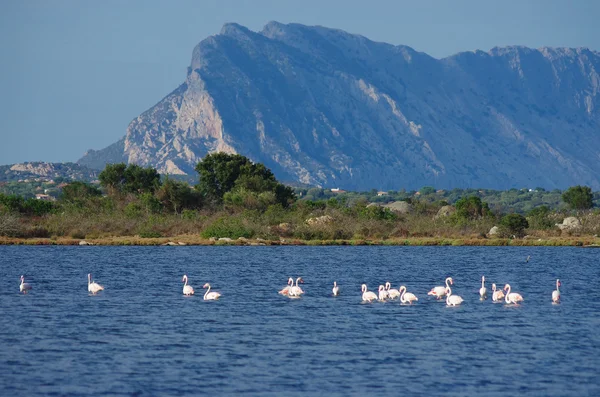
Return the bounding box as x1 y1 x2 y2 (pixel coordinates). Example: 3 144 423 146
419 186 436 195
155 178 202 213
562 185 593 210
0 193 54 216
499 213 529 237
526 205 554 229
61 182 102 202
195 153 295 207
99 163 160 195
355 203 397 221
200 216 254 239
454 196 491 219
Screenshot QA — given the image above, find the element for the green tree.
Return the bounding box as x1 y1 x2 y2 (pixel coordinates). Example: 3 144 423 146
454 196 490 219
61 182 102 202
526 205 554 229
99 163 160 195
155 178 202 213
499 213 529 238
195 153 295 207
562 185 593 210
419 186 436 195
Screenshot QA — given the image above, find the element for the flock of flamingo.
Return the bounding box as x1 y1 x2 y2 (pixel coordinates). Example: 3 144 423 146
17 274 562 305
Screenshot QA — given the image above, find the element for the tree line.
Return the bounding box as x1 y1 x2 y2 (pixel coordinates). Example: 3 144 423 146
0 152 598 241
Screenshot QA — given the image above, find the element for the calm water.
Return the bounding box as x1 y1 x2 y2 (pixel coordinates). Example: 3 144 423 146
1 246 599 396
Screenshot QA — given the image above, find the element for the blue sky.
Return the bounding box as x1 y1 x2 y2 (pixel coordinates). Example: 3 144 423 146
1 0 598 165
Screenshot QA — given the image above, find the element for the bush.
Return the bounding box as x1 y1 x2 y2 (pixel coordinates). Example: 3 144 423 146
526 205 554 229
200 216 254 239
0 213 21 236
499 213 529 238
562 185 593 210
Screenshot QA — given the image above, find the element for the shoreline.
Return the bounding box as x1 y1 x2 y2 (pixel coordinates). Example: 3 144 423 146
1 236 599 247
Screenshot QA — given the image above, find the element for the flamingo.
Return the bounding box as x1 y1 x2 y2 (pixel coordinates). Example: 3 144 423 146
479 276 487 300
278 277 294 295
289 277 305 297
332 281 340 296
428 277 453 299
19 275 32 293
492 283 504 302
399 286 418 304
445 286 464 306
386 282 401 299
87 273 104 295
504 284 524 304
378 285 388 301
182 274 194 295
203 283 221 300
361 284 378 302
552 279 561 303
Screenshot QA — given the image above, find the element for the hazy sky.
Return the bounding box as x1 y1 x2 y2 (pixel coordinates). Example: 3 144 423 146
1 0 598 165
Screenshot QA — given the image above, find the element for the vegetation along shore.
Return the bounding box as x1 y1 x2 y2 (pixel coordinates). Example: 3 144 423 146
1 153 599 247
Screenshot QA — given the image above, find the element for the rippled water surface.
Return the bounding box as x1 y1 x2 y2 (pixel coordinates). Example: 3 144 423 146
1 246 599 396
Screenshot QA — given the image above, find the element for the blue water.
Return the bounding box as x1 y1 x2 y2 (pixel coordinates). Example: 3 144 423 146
1 246 599 396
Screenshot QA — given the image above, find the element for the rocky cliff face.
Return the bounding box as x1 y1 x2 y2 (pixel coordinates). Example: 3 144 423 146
78 22 600 190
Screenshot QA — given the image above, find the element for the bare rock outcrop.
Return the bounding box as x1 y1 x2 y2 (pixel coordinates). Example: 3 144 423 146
383 201 412 214
556 217 582 231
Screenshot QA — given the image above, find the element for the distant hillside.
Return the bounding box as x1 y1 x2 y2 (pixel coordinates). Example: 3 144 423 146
79 22 600 190
0 162 98 182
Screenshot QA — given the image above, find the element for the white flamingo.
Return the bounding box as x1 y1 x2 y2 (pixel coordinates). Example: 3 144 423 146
87 273 104 295
332 281 340 296
278 277 294 295
552 279 561 303
203 283 221 300
445 286 464 306
386 282 401 299
428 277 453 299
378 285 388 301
289 277 304 297
492 283 504 302
19 275 32 293
399 286 418 304
182 274 194 295
504 284 524 304
361 284 378 302
479 276 487 300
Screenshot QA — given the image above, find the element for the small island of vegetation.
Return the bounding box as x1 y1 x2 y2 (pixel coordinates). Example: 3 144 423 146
1 153 599 247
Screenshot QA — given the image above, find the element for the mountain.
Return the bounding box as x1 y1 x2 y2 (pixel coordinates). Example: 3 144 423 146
0 162 98 182
78 22 600 190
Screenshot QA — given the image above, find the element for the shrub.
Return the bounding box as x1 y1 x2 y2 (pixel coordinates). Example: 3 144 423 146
498 213 529 238
526 205 554 229
200 216 254 239
0 213 21 236
562 185 593 210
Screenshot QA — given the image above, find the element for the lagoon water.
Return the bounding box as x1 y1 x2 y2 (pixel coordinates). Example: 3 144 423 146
1 246 599 396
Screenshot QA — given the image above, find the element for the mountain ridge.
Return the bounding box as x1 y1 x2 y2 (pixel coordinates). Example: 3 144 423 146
78 22 600 190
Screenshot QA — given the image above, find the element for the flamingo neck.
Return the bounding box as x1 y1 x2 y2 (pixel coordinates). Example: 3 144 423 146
445 278 451 288
295 278 301 287
445 287 452 304
556 280 560 292
505 285 511 303
481 278 485 288
400 287 406 302
204 285 211 299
